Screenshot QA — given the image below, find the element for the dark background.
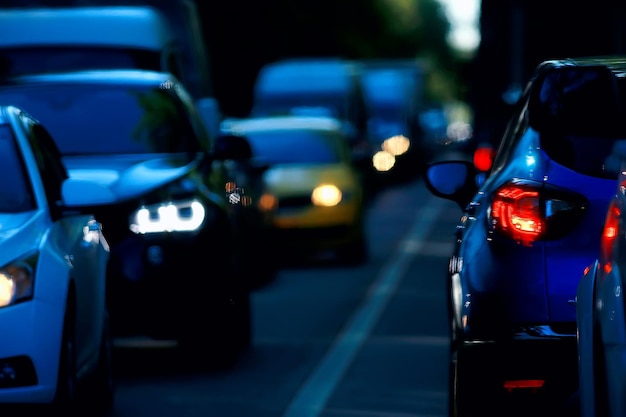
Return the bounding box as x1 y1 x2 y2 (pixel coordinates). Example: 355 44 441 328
3 0 626 147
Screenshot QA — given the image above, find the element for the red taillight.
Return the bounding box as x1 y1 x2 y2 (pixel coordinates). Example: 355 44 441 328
491 184 543 245
489 180 587 246
473 145 495 172
600 199 620 264
503 379 545 393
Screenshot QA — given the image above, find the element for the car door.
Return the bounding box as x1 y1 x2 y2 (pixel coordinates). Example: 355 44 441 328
23 117 109 365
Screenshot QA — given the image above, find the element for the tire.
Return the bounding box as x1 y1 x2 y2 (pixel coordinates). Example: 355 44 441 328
52 302 78 417
593 322 609 417
449 345 504 417
83 310 115 415
448 349 459 417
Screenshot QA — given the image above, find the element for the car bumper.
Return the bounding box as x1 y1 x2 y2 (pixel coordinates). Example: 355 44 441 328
0 300 64 404
462 325 579 405
272 203 362 246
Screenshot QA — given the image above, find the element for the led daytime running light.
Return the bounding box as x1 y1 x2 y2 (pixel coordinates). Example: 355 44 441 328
130 200 206 234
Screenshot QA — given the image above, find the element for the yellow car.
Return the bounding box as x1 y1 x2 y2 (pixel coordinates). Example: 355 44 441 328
221 115 368 263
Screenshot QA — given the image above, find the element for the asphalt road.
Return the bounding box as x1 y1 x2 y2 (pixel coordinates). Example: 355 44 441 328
108 157 462 417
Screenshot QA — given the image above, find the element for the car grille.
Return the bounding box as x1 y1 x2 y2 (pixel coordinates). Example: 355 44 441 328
278 194 311 208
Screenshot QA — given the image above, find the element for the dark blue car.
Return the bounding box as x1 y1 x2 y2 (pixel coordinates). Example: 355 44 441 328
0 69 270 368
424 57 626 416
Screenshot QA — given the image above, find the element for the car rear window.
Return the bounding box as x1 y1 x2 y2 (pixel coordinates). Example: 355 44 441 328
537 68 626 178
244 129 344 165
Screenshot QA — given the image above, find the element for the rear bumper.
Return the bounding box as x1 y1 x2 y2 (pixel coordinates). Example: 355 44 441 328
460 326 579 406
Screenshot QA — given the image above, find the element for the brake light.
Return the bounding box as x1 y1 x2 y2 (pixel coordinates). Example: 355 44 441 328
489 180 588 246
600 198 620 265
503 379 545 393
474 144 495 172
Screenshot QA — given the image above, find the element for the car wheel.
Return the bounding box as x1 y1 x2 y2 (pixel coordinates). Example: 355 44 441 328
83 310 115 414
52 302 78 417
449 345 503 417
593 322 609 417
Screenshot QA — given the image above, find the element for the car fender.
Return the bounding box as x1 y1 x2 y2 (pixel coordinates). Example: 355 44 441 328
576 260 598 417
596 263 626 346
591 260 626 417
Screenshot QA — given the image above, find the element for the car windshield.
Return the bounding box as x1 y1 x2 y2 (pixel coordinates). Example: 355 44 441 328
0 83 201 155
0 47 162 78
0 125 35 212
252 92 347 120
244 129 343 165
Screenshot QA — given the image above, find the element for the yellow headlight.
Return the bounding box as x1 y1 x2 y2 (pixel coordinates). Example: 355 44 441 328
0 273 15 307
372 150 396 172
311 184 342 207
0 262 34 307
382 135 410 156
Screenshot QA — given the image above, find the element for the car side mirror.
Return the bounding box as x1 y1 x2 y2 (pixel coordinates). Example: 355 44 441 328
213 133 253 161
424 160 478 209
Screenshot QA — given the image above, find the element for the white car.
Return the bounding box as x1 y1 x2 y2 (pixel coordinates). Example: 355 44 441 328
577 141 626 417
0 105 113 414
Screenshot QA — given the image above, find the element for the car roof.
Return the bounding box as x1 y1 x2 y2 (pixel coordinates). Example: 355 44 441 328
255 58 362 94
540 56 626 74
221 116 345 134
0 69 177 88
0 6 175 50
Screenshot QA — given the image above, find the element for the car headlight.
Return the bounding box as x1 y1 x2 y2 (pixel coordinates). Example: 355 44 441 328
311 184 342 207
129 199 206 234
382 135 410 156
372 150 396 172
0 254 37 308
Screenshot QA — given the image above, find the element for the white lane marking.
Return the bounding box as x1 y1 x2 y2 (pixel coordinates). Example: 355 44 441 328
280 194 446 417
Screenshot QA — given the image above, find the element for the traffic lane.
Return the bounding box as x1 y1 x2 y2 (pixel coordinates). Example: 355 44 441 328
107 175 444 417
291 192 460 417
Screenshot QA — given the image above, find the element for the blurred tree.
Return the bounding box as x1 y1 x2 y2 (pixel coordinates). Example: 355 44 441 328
197 0 457 117
0 0 459 117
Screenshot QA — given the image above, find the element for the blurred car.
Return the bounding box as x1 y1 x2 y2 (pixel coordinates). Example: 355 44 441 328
0 6 177 77
359 65 427 181
0 105 113 414
0 69 261 366
250 58 375 186
221 115 368 264
424 57 626 416
576 143 626 417
0 3 222 138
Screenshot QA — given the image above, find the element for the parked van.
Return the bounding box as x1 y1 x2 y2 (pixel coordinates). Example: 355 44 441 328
0 1 221 137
